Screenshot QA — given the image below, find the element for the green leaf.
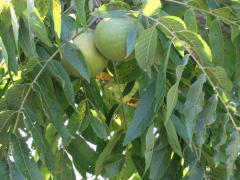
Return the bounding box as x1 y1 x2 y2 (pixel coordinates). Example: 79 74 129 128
158 16 186 35
205 66 233 92
23 108 55 172
142 0 162 16
225 131 240 177
74 0 86 28
61 15 76 42
51 0 61 39
32 77 72 145
54 150 76 180
68 100 87 135
195 95 218 152
209 20 224 66
183 74 206 144
0 161 24 180
135 25 158 76
48 60 75 107
62 42 90 82
184 9 198 32
35 0 50 18
67 135 98 174
164 116 183 157
155 38 173 110
9 134 42 180
0 37 8 65
0 110 16 132
90 115 108 140
176 30 212 66
95 131 122 175
19 19 38 58
0 20 18 74
24 6 52 47
126 24 137 58
123 74 156 145
166 55 189 125
9 4 19 48
144 123 155 172
149 141 171 179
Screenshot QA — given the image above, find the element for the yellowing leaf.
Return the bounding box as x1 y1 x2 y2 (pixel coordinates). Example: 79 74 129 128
142 0 162 16
51 0 61 39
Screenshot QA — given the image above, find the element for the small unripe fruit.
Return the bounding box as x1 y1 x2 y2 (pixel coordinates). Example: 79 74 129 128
95 17 136 61
62 31 108 78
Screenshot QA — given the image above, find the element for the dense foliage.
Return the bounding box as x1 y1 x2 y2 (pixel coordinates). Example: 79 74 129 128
0 0 240 179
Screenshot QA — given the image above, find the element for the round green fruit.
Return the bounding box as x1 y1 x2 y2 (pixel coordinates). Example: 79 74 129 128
95 17 136 61
62 31 108 78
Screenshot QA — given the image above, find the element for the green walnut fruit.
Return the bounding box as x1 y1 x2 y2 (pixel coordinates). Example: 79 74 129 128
95 17 136 61
62 31 108 78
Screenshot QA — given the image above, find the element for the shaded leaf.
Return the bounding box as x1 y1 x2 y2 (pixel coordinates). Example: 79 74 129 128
144 123 155 172
54 150 76 180
225 131 240 176
32 77 72 145
95 131 122 175
9 4 19 48
90 115 108 140
123 74 156 145
74 0 86 28
149 141 171 179
48 60 75 107
195 95 218 152
0 161 24 180
9 134 42 180
23 108 55 172
62 42 90 82
184 9 198 32
126 24 137 58
0 110 16 132
0 20 18 73
166 54 189 125
183 74 206 144
209 20 224 66
67 135 98 174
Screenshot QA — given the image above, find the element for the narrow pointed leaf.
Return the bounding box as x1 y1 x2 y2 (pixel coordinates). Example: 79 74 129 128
23 108 55 172
51 0 61 38
9 134 42 180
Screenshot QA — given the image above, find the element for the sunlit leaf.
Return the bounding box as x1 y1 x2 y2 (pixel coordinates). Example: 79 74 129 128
142 0 162 16
135 25 158 76
51 0 61 39
176 30 212 66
